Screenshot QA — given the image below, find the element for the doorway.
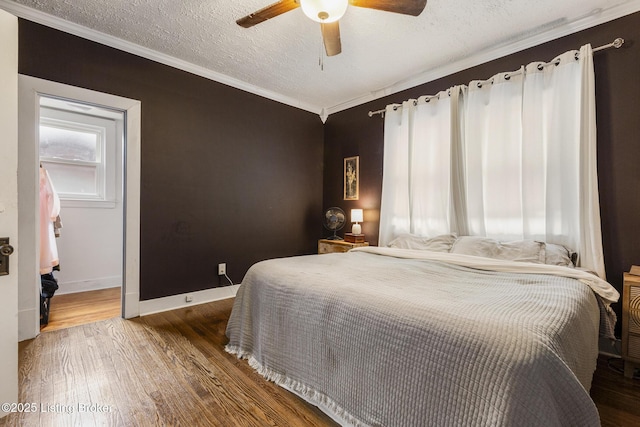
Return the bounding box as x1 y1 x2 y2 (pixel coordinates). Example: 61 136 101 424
38 96 124 331
18 75 141 341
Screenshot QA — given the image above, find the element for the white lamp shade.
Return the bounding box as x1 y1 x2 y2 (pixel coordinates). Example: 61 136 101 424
351 209 363 223
300 0 348 23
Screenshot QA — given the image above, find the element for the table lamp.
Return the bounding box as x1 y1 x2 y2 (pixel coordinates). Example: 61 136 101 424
351 209 363 235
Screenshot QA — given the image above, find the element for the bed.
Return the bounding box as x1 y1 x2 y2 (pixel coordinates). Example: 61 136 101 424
225 235 619 426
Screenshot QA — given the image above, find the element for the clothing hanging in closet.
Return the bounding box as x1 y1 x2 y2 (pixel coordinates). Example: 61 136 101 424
39 166 60 274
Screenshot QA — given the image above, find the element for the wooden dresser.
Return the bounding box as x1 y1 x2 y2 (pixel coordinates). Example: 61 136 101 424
318 239 369 254
622 269 640 378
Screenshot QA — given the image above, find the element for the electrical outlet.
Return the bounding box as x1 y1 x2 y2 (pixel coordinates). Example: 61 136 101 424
185 294 193 303
218 263 226 275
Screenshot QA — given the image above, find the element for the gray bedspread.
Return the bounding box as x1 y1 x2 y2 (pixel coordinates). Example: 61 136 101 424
226 247 617 426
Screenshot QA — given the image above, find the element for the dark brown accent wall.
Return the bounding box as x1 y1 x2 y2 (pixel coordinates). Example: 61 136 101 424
323 13 640 334
19 20 324 300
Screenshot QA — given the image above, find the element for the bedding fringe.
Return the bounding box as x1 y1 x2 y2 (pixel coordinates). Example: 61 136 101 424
225 344 366 427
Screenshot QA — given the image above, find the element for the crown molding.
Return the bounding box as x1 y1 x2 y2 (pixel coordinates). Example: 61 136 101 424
324 0 640 116
0 0 323 116
2 0 640 121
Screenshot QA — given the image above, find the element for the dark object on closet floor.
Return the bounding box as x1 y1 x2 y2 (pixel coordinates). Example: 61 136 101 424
40 296 51 325
41 273 58 297
40 273 59 325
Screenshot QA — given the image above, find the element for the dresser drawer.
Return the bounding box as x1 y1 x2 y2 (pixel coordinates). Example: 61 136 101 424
318 239 369 254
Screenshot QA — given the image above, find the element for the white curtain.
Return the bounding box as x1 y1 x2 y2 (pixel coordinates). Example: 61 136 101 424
465 68 525 240
379 87 466 246
380 45 605 278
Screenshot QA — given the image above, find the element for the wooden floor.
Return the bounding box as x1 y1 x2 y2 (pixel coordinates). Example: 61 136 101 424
3 298 639 427
591 356 640 426
40 287 122 332
6 298 335 427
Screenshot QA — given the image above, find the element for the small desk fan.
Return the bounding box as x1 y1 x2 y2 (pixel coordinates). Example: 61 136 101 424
323 207 346 240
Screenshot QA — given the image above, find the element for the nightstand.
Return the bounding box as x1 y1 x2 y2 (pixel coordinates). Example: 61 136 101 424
622 270 640 378
318 239 369 254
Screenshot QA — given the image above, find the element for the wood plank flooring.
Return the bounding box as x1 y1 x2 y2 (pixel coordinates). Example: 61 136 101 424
3 297 639 426
6 298 335 427
591 356 640 426
40 287 121 332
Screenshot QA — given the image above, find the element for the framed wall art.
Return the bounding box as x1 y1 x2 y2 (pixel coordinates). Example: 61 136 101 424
344 156 359 200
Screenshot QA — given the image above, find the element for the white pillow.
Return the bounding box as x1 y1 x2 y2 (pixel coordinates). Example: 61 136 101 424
543 242 575 267
388 233 457 252
450 236 545 264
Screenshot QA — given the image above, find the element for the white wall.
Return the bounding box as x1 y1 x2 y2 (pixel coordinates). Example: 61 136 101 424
54 201 123 294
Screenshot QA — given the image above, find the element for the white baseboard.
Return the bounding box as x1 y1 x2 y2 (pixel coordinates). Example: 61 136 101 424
56 276 122 295
123 289 139 319
139 285 240 316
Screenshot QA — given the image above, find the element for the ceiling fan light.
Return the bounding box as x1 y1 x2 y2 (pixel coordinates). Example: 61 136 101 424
300 0 348 23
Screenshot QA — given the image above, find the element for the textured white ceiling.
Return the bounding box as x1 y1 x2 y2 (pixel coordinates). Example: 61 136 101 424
1 0 638 119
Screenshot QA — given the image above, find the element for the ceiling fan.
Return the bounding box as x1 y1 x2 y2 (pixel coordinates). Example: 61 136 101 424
237 0 428 57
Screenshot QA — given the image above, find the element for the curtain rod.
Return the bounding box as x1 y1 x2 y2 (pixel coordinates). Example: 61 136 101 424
368 37 625 118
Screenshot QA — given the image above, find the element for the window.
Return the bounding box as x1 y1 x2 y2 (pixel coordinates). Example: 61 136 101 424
40 118 106 200
379 47 605 278
39 104 119 207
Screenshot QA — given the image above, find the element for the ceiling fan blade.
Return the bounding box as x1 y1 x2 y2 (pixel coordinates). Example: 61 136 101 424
237 0 300 28
321 21 342 56
349 0 427 16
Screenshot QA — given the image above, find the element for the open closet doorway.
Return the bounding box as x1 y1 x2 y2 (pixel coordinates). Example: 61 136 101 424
38 96 124 331
18 76 141 341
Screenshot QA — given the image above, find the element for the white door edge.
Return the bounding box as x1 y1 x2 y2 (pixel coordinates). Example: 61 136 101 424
0 8 19 416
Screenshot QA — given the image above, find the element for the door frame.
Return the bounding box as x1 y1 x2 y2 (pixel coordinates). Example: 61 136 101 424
0 9 19 414
18 75 141 340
